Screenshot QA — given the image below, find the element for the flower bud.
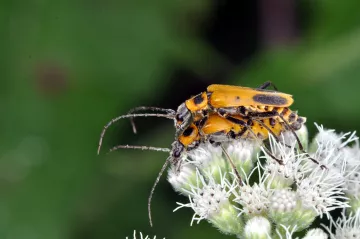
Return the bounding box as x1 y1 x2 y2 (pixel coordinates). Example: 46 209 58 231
244 216 271 239
303 228 328 239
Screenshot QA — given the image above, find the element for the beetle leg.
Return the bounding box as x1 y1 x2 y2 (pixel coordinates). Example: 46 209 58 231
220 145 244 186
243 123 284 165
223 115 285 165
276 114 327 169
252 119 293 149
248 112 326 169
257 81 278 91
245 111 278 118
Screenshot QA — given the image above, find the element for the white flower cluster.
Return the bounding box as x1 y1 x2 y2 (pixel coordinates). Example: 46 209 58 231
126 230 165 239
168 124 360 238
324 209 360 239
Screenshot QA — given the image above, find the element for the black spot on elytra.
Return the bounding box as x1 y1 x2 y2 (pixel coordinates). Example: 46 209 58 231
183 127 194 137
253 94 288 105
269 118 276 127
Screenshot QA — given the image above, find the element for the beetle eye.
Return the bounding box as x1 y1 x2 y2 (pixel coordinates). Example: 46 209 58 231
173 151 181 158
176 114 183 122
172 143 184 158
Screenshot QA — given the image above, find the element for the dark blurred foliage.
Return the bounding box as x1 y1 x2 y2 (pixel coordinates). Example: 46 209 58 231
1 0 360 238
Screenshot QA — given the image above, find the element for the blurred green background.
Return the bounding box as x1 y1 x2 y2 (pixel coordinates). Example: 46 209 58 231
1 0 360 238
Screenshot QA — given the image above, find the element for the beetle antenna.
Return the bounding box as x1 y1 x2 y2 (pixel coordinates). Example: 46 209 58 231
109 144 170 153
128 106 176 134
148 155 172 227
97 113 174 155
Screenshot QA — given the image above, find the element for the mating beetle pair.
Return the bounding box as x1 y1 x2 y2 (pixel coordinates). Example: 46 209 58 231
97 81 321 226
